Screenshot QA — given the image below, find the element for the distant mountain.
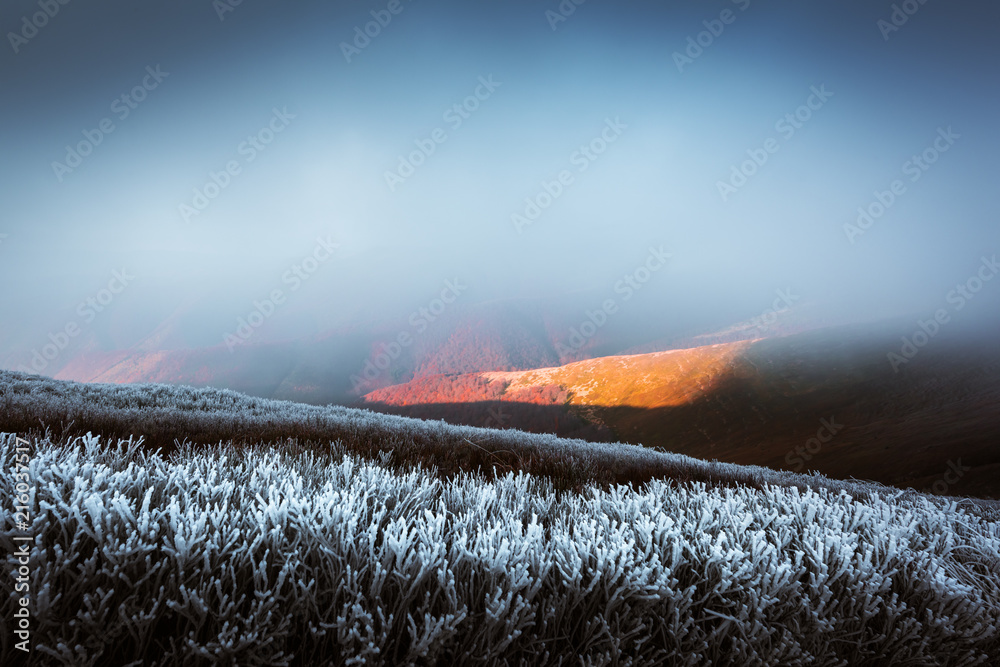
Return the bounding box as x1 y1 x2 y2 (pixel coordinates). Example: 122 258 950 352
31 292 934 461
47 294 731 404
362 324 1000 499
50 298 569 404
411 302 561 378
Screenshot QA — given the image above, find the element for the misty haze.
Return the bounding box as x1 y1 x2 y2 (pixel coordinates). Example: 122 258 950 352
2 1 999 665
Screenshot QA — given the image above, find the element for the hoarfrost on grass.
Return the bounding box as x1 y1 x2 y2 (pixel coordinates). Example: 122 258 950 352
1 432 998 666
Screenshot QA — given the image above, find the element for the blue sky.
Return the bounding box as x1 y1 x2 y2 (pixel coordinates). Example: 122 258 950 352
2 0 998 363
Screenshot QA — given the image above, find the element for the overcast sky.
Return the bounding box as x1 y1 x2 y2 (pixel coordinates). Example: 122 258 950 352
2 0 998 363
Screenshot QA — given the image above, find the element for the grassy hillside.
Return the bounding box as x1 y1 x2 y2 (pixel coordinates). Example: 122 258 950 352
0 370 915 499
362 327 1000 498
2 372 999 665
2 434 999 665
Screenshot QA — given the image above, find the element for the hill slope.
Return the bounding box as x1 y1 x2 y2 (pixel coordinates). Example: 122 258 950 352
32 295 829 407
362 326 1000 498
1 374 998 665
